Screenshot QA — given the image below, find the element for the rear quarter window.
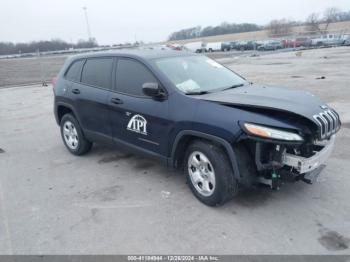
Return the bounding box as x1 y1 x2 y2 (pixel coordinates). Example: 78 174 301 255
65 60 84 82
81 58 113 89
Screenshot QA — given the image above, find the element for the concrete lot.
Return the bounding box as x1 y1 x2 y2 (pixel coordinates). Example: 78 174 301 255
0 47 349 255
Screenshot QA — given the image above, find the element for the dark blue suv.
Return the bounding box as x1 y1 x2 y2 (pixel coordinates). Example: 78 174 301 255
53 50 341 206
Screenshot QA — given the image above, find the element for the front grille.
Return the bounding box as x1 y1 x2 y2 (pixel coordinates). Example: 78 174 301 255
313 109 340 139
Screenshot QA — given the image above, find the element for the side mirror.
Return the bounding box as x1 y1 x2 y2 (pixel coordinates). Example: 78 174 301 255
142 82 165 98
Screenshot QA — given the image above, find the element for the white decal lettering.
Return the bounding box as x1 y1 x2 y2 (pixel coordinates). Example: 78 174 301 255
127 114 147 135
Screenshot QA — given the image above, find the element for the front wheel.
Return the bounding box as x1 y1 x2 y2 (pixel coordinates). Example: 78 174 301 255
60 114 92 155
184 140 238 206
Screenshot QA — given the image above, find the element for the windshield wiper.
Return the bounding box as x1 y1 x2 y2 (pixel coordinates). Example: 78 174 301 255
221 83 245 91
185 91 210 95
185 83 246 95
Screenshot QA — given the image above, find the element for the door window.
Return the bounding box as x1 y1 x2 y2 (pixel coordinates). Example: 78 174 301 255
65 59 84 82
81 58 113 89
116 59 157 96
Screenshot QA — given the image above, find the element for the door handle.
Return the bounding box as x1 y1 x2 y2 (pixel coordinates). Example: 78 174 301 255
110 97 123 104
72 88 80 94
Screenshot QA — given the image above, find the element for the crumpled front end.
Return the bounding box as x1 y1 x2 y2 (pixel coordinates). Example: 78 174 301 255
236 108 341 189
282 136 335 174
252 135 336 188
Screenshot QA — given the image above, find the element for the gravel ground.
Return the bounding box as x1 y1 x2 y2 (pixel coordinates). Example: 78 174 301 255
0 46 349 255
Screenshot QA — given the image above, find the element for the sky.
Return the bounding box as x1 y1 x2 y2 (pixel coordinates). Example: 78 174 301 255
1 0 350 45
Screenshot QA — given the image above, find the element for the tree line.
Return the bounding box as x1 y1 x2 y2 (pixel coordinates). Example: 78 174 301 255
168 23 262 41
169 7 350 41
0 38 98 56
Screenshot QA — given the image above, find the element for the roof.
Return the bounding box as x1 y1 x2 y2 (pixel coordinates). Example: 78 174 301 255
69 49 193 61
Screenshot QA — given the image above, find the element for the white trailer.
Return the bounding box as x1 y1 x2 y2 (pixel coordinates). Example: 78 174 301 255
184 42 205 53
205 42 222 52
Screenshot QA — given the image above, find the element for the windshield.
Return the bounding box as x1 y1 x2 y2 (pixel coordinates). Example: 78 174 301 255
153 55 247 94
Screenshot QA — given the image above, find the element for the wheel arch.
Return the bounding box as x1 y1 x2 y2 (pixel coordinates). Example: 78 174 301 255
170 130 241 180
55 102 80 125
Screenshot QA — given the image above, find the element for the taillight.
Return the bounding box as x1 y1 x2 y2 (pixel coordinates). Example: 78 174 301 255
51 77 57 87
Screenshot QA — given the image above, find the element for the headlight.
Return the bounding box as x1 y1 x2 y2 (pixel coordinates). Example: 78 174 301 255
244 123 303 141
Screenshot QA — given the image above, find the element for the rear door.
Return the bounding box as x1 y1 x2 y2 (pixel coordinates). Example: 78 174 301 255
70 57 114 139
58 58 84 103
108 57 170 156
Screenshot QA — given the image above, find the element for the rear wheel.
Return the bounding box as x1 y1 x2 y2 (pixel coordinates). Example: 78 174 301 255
60 114 92 155
184 140 238 206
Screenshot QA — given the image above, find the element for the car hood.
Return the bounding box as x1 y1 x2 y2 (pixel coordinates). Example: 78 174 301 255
198 84 327 122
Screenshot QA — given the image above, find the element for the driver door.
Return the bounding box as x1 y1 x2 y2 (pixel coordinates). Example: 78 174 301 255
108 58 171 156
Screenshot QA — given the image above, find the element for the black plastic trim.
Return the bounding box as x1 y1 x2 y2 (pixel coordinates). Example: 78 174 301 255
170 130 241 180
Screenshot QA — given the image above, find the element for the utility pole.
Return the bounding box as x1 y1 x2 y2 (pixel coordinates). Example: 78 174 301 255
82 6 92 41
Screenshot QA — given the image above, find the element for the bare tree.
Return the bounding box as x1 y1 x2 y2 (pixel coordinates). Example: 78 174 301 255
0 39 99 56
323 7 340 30
267 19 292 37
168 22 261 40
306 13 321 33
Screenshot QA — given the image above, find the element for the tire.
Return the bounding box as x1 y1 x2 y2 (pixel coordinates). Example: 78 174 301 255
60 114 92 155
184 140 238 206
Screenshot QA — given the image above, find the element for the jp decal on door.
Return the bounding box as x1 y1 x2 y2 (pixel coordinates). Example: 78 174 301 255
127 114 148 135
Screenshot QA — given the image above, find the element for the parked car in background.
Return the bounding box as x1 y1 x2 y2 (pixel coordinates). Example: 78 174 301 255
221 41 238 51
184 41 206 53
292 37 312 48
341 34 350 45
236 41 259 50
281 39 293 48
344 36 350 46
257 40 283 51
312 34 344 46
205 42 222 52
167 44 183 51
236 41 247 50
144 45 171 51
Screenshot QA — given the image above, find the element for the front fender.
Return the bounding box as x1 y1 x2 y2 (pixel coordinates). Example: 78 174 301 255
169 130 241 181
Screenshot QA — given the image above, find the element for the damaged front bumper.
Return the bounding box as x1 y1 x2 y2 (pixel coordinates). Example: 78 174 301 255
282 135 335 174
253 135 336 188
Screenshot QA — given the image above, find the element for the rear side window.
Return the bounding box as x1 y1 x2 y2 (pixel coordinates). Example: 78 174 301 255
116 59 157 96
65 60 84 82
81 58 113 89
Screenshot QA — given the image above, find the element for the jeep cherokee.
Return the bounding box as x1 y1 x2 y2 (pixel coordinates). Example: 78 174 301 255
53 50 341 206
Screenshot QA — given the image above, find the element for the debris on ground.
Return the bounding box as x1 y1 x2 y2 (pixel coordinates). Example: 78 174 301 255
316 76 326 80
161 190 171 199
0 148 5 153
291 75 303 78
295 51 303 57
